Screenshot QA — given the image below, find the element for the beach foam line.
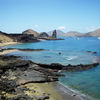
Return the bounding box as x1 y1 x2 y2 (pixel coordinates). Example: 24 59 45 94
58 82 93 100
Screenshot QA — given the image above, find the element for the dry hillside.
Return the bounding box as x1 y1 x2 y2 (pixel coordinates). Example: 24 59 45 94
0 31 14 43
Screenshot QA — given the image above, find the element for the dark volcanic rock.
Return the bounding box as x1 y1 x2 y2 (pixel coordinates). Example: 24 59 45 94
39 32 49 38
35 95 49 100
7 34 40 43
22 29 39 37
0 78 16 93
37 63 63 70
36 62 99 71
0 55 19 60
87 51 97 54
0 54 99 100
6 95 33 100
1 48 46 52
0 55 59 100
0 55 60 84
0 55 32 76
52 30 57 38
18 48 45 51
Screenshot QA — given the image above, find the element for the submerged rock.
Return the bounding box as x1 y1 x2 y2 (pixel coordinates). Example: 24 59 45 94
87 51 97 54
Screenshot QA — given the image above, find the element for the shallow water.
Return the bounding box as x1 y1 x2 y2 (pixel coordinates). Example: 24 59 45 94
7 50 97 65
6 37 100 100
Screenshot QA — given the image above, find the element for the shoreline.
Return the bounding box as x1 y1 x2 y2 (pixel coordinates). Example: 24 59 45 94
0 48 46 55
53 82 93 100
21 81 92 100
0 49 19 55
0 43 98 100
0 42 20 47
28 82 66 100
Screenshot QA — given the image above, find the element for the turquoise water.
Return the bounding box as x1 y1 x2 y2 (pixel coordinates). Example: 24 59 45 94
7 50 98 65
6 37 100 100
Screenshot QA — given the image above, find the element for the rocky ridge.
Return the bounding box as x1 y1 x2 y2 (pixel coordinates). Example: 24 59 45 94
0 55 59 100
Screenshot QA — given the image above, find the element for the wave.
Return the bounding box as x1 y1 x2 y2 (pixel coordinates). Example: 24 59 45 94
63 56 78 61
97 37 100 39
58 82 94 100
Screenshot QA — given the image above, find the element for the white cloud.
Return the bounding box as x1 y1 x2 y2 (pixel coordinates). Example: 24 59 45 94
34 25 39 28
57 26 66 30
87 26 100 32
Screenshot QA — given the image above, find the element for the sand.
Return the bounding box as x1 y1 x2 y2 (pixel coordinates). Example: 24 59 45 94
52 82 90 100
0 42 20 55
24 82 66 100
0 42 19 47
22 82 87 100
0 49 19 55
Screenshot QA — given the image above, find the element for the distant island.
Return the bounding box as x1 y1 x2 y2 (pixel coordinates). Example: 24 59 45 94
51 28 100 37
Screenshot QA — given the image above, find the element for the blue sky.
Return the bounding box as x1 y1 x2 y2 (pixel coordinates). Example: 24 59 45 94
0 0 100 33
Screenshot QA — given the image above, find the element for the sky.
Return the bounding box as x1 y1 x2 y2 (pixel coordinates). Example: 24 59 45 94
0 0 100 33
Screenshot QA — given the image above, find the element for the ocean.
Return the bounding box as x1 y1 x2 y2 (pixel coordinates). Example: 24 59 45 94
5 37 100 100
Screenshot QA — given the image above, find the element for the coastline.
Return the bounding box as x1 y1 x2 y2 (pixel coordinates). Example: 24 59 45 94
19 82 91 100
27 82 65 100
0 46 65 100
0 49 68 100
0 42 19 47
0 43 97 100
52 82 93 100
0 48 19 55
0 47 82 100
24 81 94 100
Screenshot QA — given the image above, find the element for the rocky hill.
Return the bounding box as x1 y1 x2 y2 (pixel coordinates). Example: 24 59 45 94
22 29 39 37
8 34 40 43
63 31 84 37
0 31 14 43
63 28 100 37
39 32 49 38
0 30 40 43
86 28 100 37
